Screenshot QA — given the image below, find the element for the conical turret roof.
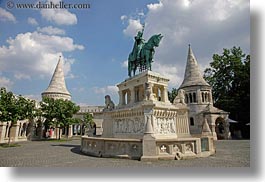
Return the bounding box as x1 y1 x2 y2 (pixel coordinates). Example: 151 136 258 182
179 45 210 88
42 57 71 99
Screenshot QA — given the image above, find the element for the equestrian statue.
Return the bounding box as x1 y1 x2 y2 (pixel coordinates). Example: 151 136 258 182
128 26 163 77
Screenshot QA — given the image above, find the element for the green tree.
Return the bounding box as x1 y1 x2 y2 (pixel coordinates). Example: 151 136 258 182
204 47 250 128
54 99 80 139
168 88 178 103
40 97 57 135
83 113 94 128
40 97 80 139
0 87 36 145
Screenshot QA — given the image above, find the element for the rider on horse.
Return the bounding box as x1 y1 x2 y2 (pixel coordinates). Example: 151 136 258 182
128 25 163 77
132 27 145 61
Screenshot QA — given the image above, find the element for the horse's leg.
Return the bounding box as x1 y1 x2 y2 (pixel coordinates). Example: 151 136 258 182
128 62 130 77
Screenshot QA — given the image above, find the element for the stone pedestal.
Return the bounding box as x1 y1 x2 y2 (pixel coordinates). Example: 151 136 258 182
141 134 158 161
81 71 215 160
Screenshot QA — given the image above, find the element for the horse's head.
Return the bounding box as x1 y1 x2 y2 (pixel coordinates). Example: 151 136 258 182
148 34 163 47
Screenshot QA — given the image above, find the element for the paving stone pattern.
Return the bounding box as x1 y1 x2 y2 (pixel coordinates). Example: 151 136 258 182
0 139 250 167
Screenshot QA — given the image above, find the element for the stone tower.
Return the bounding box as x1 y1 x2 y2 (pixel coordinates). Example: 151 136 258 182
179 45 230 140
42 57 71 100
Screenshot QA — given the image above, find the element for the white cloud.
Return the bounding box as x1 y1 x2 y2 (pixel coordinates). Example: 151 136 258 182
40 0 77 25
92 85 119 105
0 31 84 80
37 26 65 35
123 19 143 37
76 102 91 107
27 17 38 26
121 60 128 68
23 94 41 101
153 62 182 87
138 12 145 17
134 0 250 88
120 15 127 21
0 7 16 22
147 1 163 11
14 73 31 80
72 87 85 93
0 76 14 90
93 85 118 95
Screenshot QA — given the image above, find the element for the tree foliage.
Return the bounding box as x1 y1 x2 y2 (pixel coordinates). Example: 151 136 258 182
203 47 250 124
168 88 178 103
0 87 36 144
83 113 94 128
40 97 80 139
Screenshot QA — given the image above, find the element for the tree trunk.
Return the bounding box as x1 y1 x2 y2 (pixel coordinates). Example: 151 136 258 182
8 123 13 146
55 125 58 140
58 127 61 140
66 125 69 139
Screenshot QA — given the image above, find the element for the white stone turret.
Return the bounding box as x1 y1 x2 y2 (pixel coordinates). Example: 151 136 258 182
179 45 212 106
42 56 71 100
178 45 230 140
180 44 210 88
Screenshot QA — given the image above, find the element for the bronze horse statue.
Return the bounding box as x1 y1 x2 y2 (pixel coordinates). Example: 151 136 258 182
128 34 163 77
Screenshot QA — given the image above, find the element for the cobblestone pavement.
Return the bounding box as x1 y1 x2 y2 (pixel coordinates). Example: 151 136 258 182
0 139 250 167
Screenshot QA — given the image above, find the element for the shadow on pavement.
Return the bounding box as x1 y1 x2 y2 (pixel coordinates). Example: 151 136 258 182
50 144 86 156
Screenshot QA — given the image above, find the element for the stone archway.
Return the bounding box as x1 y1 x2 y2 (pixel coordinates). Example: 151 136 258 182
215 117 230 140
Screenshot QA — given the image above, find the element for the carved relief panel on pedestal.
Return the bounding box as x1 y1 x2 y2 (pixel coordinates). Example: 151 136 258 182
113 117 145 134
153 117 176 134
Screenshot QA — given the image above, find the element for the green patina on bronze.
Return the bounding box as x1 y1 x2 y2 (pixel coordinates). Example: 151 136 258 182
128 26 163 77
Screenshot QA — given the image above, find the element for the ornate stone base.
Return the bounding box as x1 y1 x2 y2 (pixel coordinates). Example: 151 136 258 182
81 135 215 161
81 137 142 160
80 71 215 161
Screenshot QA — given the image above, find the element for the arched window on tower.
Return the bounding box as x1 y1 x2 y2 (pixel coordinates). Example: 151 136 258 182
204 92 208 102
190 117 194 126
193 93 197 103
189 93 193 103
201 92 205 102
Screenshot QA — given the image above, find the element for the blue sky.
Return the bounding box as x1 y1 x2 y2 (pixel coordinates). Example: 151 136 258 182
0 0 250 106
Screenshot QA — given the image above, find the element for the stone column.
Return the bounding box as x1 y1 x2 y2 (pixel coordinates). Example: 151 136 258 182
118 90 123 106
202 118 212 136
0 122 6 143
130 87 135 104
224 116 231 139
196 89 202 104
9 124 19 142
209 91 213 104
68 125 73 138
163 86 170 103
149 83 154 101
209 116 217 140
55 127 61 139
141 107 158 161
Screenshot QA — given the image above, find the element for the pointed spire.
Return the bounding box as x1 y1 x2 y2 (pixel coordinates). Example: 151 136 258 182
42 56 71 100
144 115 154 134
179 45 209 88
202 118 212 136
